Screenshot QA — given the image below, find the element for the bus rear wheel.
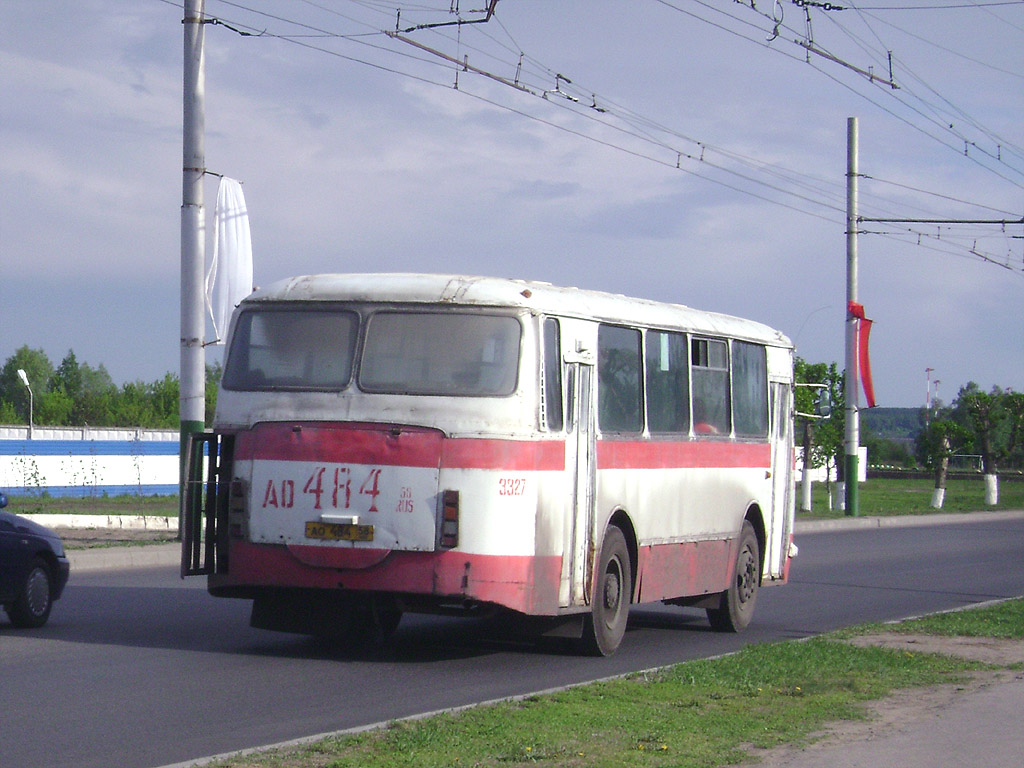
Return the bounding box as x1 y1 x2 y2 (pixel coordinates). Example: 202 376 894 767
581 526 631 656
707 521 760 632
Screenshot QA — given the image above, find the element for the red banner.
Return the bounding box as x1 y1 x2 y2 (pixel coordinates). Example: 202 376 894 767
848 302 877 408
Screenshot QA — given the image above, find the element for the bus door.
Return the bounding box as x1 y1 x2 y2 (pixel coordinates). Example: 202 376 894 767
563 348 596 606
767 380 794 577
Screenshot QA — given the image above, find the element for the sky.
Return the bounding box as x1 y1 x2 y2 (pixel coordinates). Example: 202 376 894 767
2 0 1022 408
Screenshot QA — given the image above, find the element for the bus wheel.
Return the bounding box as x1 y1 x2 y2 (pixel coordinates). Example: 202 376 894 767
707 521 760 633
581 526 631 656
363 594 403 642
313 594 402 652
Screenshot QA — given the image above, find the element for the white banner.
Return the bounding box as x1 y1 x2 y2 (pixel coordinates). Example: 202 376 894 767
206 177 253 343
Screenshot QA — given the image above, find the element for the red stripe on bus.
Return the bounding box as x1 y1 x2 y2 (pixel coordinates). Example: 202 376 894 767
235 423 443 467
234 423 566 471
597 439 771 469
635 538 735 603
439 438 565 471
233 424 767 471
216 540 564 615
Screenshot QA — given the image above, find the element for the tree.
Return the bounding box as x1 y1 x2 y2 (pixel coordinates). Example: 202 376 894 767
205 361 222 426
952 383 1006 505
916 417 969 508
53 350 84 399
71 362 117 426
794 358 844 511
1003 391 1024 471
0 346 54 425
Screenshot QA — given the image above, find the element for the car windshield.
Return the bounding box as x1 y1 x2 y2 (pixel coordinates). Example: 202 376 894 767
359 311 521 396
222 309 359 390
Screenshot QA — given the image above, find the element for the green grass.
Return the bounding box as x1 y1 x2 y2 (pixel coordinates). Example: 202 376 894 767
884 600 1024 640
799 475 1024 519
205 600 1023 768
4 494 178 517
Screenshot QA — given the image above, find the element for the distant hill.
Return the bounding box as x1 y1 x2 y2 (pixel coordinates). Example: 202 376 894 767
861 407 923 440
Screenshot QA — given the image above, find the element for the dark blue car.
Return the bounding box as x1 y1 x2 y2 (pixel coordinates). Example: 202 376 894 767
0 493 71 628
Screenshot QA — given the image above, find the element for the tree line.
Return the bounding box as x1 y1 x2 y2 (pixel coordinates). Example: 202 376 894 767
796 357 1024 508
916 383 1024 505
0 346 220 429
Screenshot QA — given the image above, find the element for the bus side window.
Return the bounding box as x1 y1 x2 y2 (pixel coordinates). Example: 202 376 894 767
646 330 689 434
543 318 564 431
732 341 768 437
691 338 730 436
598 324 643 433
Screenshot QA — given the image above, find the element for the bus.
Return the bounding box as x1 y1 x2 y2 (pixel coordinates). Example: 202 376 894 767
182 273 796 656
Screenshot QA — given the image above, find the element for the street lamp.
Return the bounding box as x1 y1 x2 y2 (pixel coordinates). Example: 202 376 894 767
16 369 33 439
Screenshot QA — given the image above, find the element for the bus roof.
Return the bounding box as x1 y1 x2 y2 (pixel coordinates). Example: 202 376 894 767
245 273 792 348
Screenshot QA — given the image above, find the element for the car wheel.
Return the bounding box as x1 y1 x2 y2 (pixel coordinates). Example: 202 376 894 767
8 558 54 628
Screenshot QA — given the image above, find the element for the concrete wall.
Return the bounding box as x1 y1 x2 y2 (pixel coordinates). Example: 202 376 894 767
0 426 179 497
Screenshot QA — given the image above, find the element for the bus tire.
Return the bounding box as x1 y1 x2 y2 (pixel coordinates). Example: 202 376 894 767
581 526 631 656
707 520 760 633
315 593 403 648
357 593 403 643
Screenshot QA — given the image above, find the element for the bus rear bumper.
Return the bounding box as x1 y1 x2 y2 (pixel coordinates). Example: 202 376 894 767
209 539 565 616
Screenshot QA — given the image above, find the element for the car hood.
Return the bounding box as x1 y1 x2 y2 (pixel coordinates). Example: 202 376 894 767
1 510 63 543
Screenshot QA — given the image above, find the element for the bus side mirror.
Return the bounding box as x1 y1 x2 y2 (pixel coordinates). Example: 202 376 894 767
815 390 833 417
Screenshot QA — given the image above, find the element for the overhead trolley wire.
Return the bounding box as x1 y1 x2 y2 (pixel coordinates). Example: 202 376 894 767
169 0 1021 270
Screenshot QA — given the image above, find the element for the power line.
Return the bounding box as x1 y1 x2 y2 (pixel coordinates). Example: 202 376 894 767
169 0 1021 271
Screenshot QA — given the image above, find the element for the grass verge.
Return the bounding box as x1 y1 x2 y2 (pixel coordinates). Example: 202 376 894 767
4 494 177 517
800 475 1024 518
203 599 1023 768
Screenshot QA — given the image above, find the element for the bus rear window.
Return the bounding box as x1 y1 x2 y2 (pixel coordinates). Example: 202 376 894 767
359 312 521 396
223 309 359 391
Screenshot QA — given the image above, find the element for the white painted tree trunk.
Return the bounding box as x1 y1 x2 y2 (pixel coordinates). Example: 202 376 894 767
831 481 846 511
801 475 813 513
985 474 998 505
931 487 945 508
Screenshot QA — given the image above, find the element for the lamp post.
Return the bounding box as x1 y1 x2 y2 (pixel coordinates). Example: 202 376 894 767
16 369 33 439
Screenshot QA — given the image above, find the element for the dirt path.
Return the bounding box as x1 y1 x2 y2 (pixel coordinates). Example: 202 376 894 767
740 633 1024 767
55 526 179 548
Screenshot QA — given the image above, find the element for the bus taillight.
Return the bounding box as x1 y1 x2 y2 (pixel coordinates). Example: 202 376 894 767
440 490 459 549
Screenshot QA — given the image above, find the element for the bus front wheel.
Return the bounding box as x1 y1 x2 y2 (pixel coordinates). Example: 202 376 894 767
707 520 760 632
581 526 631 656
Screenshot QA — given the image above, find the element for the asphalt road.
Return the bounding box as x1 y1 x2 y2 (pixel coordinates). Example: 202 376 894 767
2 515 1023 768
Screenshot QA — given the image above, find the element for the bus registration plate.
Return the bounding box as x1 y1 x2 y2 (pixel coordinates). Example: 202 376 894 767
305 521 374 542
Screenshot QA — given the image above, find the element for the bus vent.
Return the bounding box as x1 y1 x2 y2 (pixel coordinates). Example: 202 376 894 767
181 432 235 578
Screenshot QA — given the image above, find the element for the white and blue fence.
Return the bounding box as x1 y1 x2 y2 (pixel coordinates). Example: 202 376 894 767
0 426 179 497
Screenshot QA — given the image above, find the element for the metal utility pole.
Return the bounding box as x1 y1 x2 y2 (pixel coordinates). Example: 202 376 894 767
844 117 860 517
181 0 207 493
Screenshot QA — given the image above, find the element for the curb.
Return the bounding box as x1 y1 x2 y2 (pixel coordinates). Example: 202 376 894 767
23 513 178 531
68 543 181 572
795 508 1024 533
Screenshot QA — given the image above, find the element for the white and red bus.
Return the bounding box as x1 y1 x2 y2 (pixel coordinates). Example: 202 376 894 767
182 274 796 655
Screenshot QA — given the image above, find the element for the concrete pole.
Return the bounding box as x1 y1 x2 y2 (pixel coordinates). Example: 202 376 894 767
181 0 207 494
844 117 860 517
